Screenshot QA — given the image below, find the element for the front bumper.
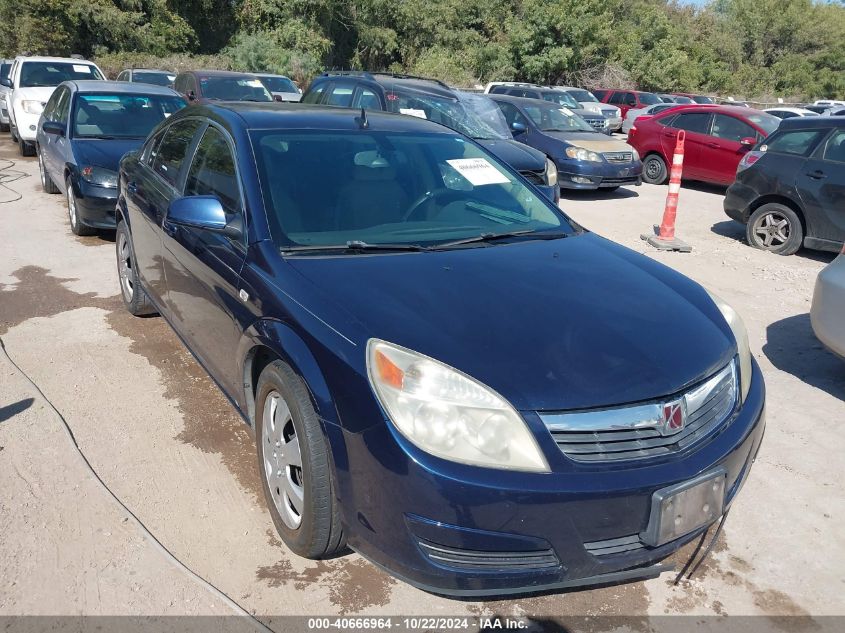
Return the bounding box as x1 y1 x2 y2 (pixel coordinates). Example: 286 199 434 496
73 179 118 229
605 116 623 131
811 258 845 359
12 108 41 142
335 360 766 596
0 103 8 125
557 159 643 190
724 182 756 223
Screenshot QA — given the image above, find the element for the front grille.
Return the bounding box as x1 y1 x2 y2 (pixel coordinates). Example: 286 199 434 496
584 117 606 130
584 534 645 557
520 169 545 185
604 151 633 163
542 362 737 463
417 538 560 571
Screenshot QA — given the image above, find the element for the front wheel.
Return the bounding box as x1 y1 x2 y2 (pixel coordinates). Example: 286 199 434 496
642 154 668 185
116 220 156 315
38 150 59 193
746 203 803 255
256 360 345 559
65 176 95 236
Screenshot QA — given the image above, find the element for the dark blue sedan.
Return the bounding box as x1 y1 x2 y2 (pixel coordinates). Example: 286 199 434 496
491 94 643 191
116 103 765 596
36 80 185 235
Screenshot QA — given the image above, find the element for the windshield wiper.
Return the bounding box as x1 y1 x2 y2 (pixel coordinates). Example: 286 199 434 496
434 230 569 249
282 240 430 254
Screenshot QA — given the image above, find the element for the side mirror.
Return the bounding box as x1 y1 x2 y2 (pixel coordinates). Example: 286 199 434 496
273 94 283 102
0 77 11 88
167 196 243 239
511 121 528 135
187 90 196 102
42 121 65 136
740 137 756 147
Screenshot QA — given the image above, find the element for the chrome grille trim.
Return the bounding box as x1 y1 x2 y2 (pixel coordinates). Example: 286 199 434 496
584 117 606 130
604 151 634 163
541 361 738 463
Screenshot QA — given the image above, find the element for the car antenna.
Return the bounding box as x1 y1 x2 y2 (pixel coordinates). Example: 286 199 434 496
355 107 369 129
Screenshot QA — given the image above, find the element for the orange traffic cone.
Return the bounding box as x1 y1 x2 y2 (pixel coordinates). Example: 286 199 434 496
641 130 692 252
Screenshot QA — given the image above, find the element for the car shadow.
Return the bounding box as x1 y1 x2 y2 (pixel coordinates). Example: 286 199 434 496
711 221 838 264
0 397 35 423
763 313 845 401
562 187 640 202
681 180 728 196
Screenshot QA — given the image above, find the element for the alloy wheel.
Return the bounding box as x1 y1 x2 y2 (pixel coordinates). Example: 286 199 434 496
753 211 791 248
67 185 77 227
262 391 305 530
117 232 134 302
39 153 46 188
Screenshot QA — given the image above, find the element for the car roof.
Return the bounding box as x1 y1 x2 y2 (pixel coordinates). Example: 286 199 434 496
779 116 845 130
255 73 292 79
181 70 260 79
187 102 462 135
124 68 173 74
66 80 181 96
15 56 97 64
315 72 455 99
598 88 654 94
488 94 564 108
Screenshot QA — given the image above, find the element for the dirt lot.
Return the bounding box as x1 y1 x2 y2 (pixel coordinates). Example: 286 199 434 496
1 132 843 627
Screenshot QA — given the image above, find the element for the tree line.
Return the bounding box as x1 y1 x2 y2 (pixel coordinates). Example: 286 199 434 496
1 0 843 99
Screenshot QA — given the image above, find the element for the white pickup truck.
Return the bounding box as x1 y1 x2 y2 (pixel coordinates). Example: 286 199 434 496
1 56 104 156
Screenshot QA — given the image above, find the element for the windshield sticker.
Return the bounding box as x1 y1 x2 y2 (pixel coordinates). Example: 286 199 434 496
73 64 92 73
246 79 264 88
399 108 427 119
558 107 574 116
446 158 510 186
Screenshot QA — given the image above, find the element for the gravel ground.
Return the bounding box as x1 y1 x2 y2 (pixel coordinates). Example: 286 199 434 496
0 133 843 627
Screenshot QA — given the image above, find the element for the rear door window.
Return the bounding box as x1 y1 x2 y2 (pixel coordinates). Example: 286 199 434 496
711 115 757 142
325 82 355 107
764 130 825 156
301 83 326 104
608 92 627 105
151 119 203 186
821 130 845 163
672 113 712 134
352 86 380 109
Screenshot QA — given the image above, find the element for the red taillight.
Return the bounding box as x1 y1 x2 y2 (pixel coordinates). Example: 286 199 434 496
628 126 637 139
737 151 763 173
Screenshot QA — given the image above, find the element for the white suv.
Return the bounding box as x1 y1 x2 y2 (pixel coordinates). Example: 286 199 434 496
1 56 104 156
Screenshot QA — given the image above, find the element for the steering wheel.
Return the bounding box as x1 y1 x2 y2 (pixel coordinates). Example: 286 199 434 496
402 188 464 222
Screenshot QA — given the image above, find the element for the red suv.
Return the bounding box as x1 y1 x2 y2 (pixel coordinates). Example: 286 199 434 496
627 105 781 185
593 89 664 118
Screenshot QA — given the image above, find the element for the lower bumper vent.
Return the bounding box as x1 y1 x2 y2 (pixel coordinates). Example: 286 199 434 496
417 539 560 571
584 534 646 557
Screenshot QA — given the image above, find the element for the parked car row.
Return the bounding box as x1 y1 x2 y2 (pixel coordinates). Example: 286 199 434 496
1 53 772 597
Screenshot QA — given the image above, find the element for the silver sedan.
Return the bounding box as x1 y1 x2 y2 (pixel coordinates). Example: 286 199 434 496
622 102 675 134
811 247 845 359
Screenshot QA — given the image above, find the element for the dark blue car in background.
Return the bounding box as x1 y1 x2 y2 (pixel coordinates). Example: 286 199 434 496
36 80 185 235
115 102 765 596
491 94 643 191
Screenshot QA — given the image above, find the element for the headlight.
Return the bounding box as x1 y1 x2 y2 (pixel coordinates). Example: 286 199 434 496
367 339 550 472
21 100 44 115
565 146 603 162
706 291 752 402
80 165 118 188
631 148 640 162
544 157 558 186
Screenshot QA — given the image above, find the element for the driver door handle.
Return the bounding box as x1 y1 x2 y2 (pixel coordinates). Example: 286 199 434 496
127 181 137 194
806 170 827 180
707 142 721 148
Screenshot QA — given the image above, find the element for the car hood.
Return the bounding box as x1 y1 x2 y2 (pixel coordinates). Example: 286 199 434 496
571 108 605 120
542 131 634 153
287 234 734 411
476 138 545 172
72 138 144 171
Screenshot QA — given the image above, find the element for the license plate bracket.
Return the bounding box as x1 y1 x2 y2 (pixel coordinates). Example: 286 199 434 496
640 469 726 548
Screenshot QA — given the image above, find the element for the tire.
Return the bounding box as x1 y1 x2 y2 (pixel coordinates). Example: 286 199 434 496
38 150 59 194
65 176 96 236
10 125 17 142
0 122 8 133
746 203 803 256
116 220 157 316
19 137 35 157
256 360 345 559
642 153 668 185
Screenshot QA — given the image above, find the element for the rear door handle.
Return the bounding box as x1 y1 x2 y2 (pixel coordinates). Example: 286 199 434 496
707 142 721 148
806 171 827 180
127 181 137 194
162 221 178 237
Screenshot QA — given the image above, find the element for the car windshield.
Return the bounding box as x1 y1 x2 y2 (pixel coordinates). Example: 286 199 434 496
259 76 299 93
542 92 580 108
693 96 714 104
200 76 273 101
522 102 594 133
639 92 663 106
746 112 781 136
133 71 175 87
72 93 186 139
20 61 104 87
566 89 598 103
251 130 571 250
386 89 508 140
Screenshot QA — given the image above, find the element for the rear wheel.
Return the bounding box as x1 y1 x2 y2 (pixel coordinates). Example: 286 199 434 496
642 154 668 185
746 203 803 256
38 150 59 193
116 220 156 316
256 360 345 559
66 176 95 236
